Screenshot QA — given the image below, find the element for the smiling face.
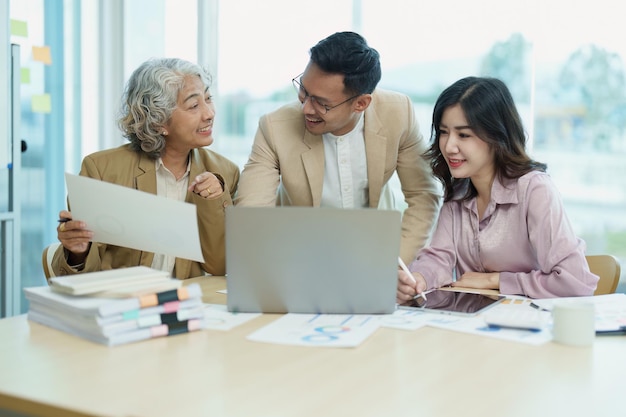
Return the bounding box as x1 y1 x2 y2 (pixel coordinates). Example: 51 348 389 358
298 62 369 136
438 104 495 184
163 75 215 153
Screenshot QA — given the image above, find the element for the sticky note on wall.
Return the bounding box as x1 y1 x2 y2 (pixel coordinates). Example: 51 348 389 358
32 94 52 113
21 68 31 84
10 19 28 37
32 46 52 65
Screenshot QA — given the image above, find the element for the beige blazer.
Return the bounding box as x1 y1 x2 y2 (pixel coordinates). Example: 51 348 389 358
235 89 442 263
52 144 240 278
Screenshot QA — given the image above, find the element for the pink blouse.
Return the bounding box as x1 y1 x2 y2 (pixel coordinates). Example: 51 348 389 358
408 171 599 298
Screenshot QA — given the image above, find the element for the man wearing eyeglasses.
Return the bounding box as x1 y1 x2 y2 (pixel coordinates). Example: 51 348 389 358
235 31 441 264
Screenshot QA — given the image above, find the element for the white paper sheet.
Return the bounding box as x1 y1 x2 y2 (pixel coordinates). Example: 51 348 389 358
247 313 381 347
65 173 204 262
423 308 553 345
202 304 261 331
377 309 431 330
533 293 626 332
380 298 553 345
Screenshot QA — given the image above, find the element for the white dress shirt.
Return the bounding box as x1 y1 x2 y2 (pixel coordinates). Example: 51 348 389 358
321 115 368 208
151 157 190 275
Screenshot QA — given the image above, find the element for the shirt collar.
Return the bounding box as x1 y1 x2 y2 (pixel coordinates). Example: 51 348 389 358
155 156 191 177
461 175 519 212
323 113 364 141
490 175 519 205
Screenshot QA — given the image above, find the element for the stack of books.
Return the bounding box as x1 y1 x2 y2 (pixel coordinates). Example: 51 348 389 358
24 266 206 346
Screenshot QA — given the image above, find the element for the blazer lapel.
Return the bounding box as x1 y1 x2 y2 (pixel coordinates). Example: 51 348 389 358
302 131 325 206
135 154 157 266
364 108 388 208
186 149 204 201
135 154 157 194
175 150 200 278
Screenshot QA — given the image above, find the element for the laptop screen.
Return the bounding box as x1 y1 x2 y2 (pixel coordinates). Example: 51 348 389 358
225 206 401 314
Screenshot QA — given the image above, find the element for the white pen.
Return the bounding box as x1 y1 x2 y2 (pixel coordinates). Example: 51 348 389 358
398 256 427 301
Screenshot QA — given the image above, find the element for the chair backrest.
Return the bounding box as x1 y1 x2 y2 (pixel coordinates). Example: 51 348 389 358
42 242 62 281
587 254 621 295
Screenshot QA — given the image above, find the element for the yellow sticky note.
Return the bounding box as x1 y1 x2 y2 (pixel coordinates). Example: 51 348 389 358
32 46 52 65
31 94 52 113
10 19 28 37
21 68 31 84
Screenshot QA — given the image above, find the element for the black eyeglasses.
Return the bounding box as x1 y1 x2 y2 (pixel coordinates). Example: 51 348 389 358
292 74 360 115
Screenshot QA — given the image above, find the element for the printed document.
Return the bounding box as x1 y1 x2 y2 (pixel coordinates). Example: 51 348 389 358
65 173 204 262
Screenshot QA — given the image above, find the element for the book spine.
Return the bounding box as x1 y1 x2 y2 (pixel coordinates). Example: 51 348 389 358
101 284 202 316
138 283 202 308
135 309 202 328
109 318 203 346
150 318 203 337
120 298 202 321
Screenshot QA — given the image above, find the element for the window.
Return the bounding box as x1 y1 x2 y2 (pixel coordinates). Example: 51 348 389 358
532 1 626 272
213 0 625 289
6 0 621 317
9 0 71 313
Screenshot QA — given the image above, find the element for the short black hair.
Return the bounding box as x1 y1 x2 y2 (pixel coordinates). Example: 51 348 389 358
309 31 381 95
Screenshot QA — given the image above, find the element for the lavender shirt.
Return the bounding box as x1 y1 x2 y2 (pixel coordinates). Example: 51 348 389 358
408 171 598 298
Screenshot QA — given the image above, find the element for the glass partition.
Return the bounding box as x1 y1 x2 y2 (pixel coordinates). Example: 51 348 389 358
5 0 622 316
212 0 625 290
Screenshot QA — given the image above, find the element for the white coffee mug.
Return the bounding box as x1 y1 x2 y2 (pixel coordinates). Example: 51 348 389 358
552 301 595 347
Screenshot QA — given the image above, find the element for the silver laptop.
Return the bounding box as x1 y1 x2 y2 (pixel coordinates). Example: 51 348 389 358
226 206 401 314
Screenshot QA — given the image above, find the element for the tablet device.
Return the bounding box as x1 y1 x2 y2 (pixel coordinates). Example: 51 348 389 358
398 289 506 316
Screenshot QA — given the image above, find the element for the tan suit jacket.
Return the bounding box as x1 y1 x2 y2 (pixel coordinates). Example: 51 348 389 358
235 89 442 263
52 144 240 278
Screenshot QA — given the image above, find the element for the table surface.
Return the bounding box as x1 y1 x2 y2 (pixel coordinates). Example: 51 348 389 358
0 276 624 417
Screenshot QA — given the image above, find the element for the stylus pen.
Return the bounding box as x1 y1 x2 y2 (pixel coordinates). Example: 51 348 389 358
398 256 427 301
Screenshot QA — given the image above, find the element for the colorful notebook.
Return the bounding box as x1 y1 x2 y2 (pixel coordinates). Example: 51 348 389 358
25 282 206 346
48 266 181 297
28 309 204 346
28 300 205 336
24 283 203 318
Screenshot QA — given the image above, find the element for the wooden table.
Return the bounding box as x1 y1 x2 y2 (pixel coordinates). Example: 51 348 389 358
0 276 624 417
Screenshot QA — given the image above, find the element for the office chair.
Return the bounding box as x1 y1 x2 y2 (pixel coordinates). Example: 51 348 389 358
587 254 621 295
42 242 62 281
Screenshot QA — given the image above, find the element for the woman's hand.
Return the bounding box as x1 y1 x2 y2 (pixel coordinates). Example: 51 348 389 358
188 172 223 199
451 271 500 290
396 269 427 304
57 210 93 264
